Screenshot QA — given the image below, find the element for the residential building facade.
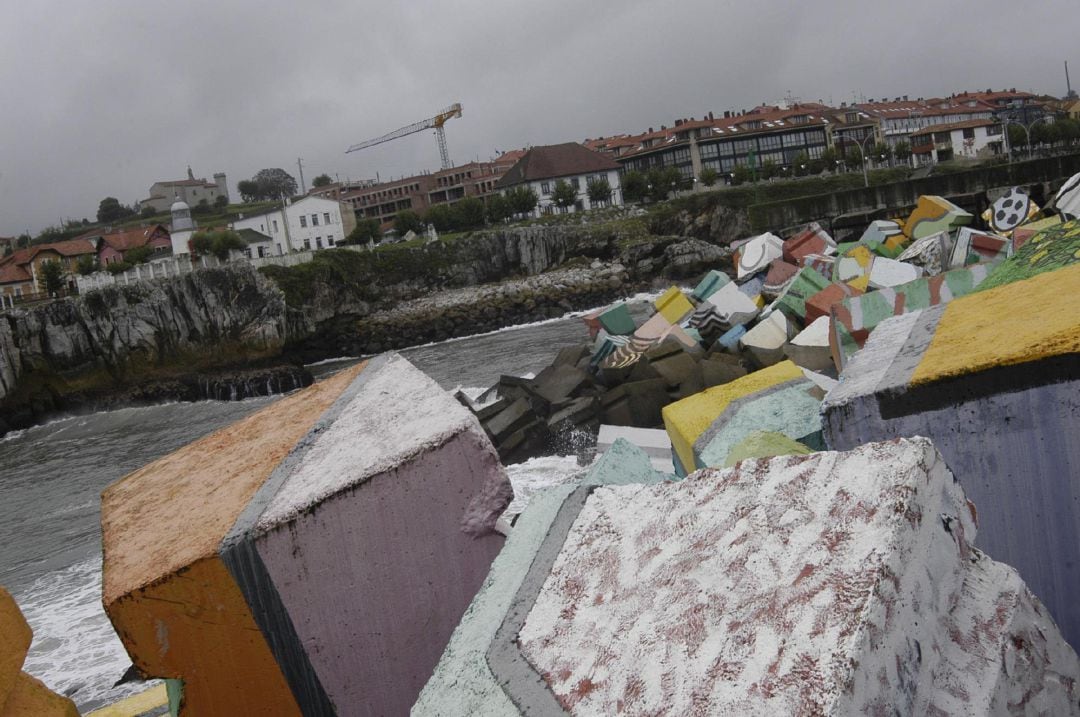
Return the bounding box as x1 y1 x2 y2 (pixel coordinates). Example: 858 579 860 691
0 238 96 298
74 225 172 266
231 196 356 254
140 167 229 213
911 119 1005 164
495 143 623 218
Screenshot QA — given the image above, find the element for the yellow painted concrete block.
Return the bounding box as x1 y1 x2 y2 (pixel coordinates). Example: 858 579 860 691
753 294 765 309
102 364 366 716
86 684 168 717
654 287 693 324
911 264 1080 386
0 588 31 708
845 274 870 292
663 360 804 472
0 672 78 717
903 195 972 240
883 234 908 255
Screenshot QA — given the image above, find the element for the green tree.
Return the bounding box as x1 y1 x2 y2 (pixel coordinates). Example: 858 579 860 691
424 204 456 232
1007 125 1027 153
645 166 683 201
1031 122 1059 147
761 159 779 180
237 180 260 203
873 142 893 166
344 218 380 245
843 146 864 171
248 168 298 200
893 141 912 164
97 197 126 224
191 229 246 260
106 261 133 274
192 198 212 215
393 209 423 236
507 186 538 216
140 205 157 219
698 168 718 187
486 193 511 223
621 171 648 203
452 197 485 229
124 246 153 264
587 177 613 204
311 174 333 188
38 260 65 294
16 234 30 249
551 179 577 210
791 151 811 176
731 165 753 185
75 255 99 275
214 194 229 209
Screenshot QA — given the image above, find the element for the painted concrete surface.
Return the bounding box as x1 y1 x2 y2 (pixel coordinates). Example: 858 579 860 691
516 439 1080 715
739 311 792 367
735 232 784 279
596 425 674 474
690 269 729 302
902 195 973 240
225 353 512 717
977 219 1080 292
774 266 829 322
85 685 168 717
662 360 803 474
2 671 79 716
823 302 1080 648
412 440 665 715
723 430 812 467
653 286 693 324
693 379 823 469
101 365 364 716
0 588 31 707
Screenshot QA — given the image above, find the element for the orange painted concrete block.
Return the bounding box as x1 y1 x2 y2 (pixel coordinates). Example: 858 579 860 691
0 672 78 717
0 589 31 708
101 365 365 716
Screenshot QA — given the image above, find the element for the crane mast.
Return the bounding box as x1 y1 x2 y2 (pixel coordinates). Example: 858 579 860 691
345 103 463 170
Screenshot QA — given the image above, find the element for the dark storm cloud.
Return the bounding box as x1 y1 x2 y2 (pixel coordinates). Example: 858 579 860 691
1 0 1075 233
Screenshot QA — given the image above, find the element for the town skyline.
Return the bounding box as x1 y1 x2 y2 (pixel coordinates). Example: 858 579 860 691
2 0 1076 234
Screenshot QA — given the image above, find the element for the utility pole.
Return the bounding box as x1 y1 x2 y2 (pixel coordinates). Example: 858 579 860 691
297 157 306 194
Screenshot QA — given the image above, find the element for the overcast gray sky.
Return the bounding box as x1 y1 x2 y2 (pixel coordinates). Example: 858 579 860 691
1 0 1075 234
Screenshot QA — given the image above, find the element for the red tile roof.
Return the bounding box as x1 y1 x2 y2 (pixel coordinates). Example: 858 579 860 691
27 238 97 259
0 261 31 285
495 143 620 188
910 118 997 137
97 225 169 252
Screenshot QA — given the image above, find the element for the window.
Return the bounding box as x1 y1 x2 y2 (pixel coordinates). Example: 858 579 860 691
303 238 311 250
311 214 319 226
571 177 580 190
327 235 335 246
700 143 719 158
277 244 283 255
315 237 323 249
541 181 551 195
759 134 782 151
987 124 1003 136
324 212 331 224
258 246 267 258
962 128 975 139
674 147 691 163
272 220 279 233
299 215 307 228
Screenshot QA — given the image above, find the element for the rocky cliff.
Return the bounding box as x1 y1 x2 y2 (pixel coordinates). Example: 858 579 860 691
0 264 300 434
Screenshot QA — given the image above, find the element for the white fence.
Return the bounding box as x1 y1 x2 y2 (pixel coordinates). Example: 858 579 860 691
76 254 226 293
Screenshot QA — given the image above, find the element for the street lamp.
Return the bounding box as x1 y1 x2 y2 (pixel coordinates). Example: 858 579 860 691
836 129 876 188
1002 115 1052 162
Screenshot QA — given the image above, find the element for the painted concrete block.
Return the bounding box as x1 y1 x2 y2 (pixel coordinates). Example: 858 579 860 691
690 269 730 302
597 425 675 474
714 324 746 353
823 264 1080 647
700 353 747 388
774 265 830 322
601 313 688 370
693 378 823 469
1011 214 1061 251
784 315 833 372
832 244 874 284
413 440 666 716
219 354 511 717
868 256 923 289
805 281 863 325
0 589 31 708
950 227 1010 269
897 230 954 276
653 286 693 324
829 263 990 366
736 271 766 300
722 430 812 467
977 218 1080 292
589 329 628 367
859 218 903 246
596 303 636 336
782 223 835 265
581 308 602 340
511 439 1080 715
799 252 835 276
102 367 368 717
903 195 973 240
1052 171 1080 221
599 378 670 428
983 186 1038 236
708 281 760 330
1 672 80 716
761 259 799 299
662 360 802 473
735 232 784 279
739 310 794 367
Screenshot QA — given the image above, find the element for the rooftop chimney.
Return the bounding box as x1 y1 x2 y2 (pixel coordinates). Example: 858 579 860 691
708 111 714 120
674 119 683 127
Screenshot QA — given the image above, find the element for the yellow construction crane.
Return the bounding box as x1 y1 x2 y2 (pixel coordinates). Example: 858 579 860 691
345 103 463 170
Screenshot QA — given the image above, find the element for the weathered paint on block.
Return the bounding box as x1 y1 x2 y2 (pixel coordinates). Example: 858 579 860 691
804 281 862 325
1 672 79 716
85 684 169 717
597 303 635 336
977 218 1080 292
412 439 665 715
902 195 973 239
822 289 1080 647
516 439 1080 715
1011 214 1061 250
735 232 784 279
739 311 793 367
723 430 812 467
230 354 511 717
662 360 802 474
0 588 31 707
693 378 823 469
101 366 364 716
774 265 830 322
690 269 730 301
653 286 693 324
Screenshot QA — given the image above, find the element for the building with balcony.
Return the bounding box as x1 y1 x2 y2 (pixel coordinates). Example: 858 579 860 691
910 119 1004 165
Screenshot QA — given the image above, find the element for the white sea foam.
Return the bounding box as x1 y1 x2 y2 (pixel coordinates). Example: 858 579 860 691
14 556 153 713
504 454 585 520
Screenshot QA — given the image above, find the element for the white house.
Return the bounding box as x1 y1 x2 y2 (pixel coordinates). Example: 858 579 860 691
495 143 622 218
231 196 357 255
911 119 1005 165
